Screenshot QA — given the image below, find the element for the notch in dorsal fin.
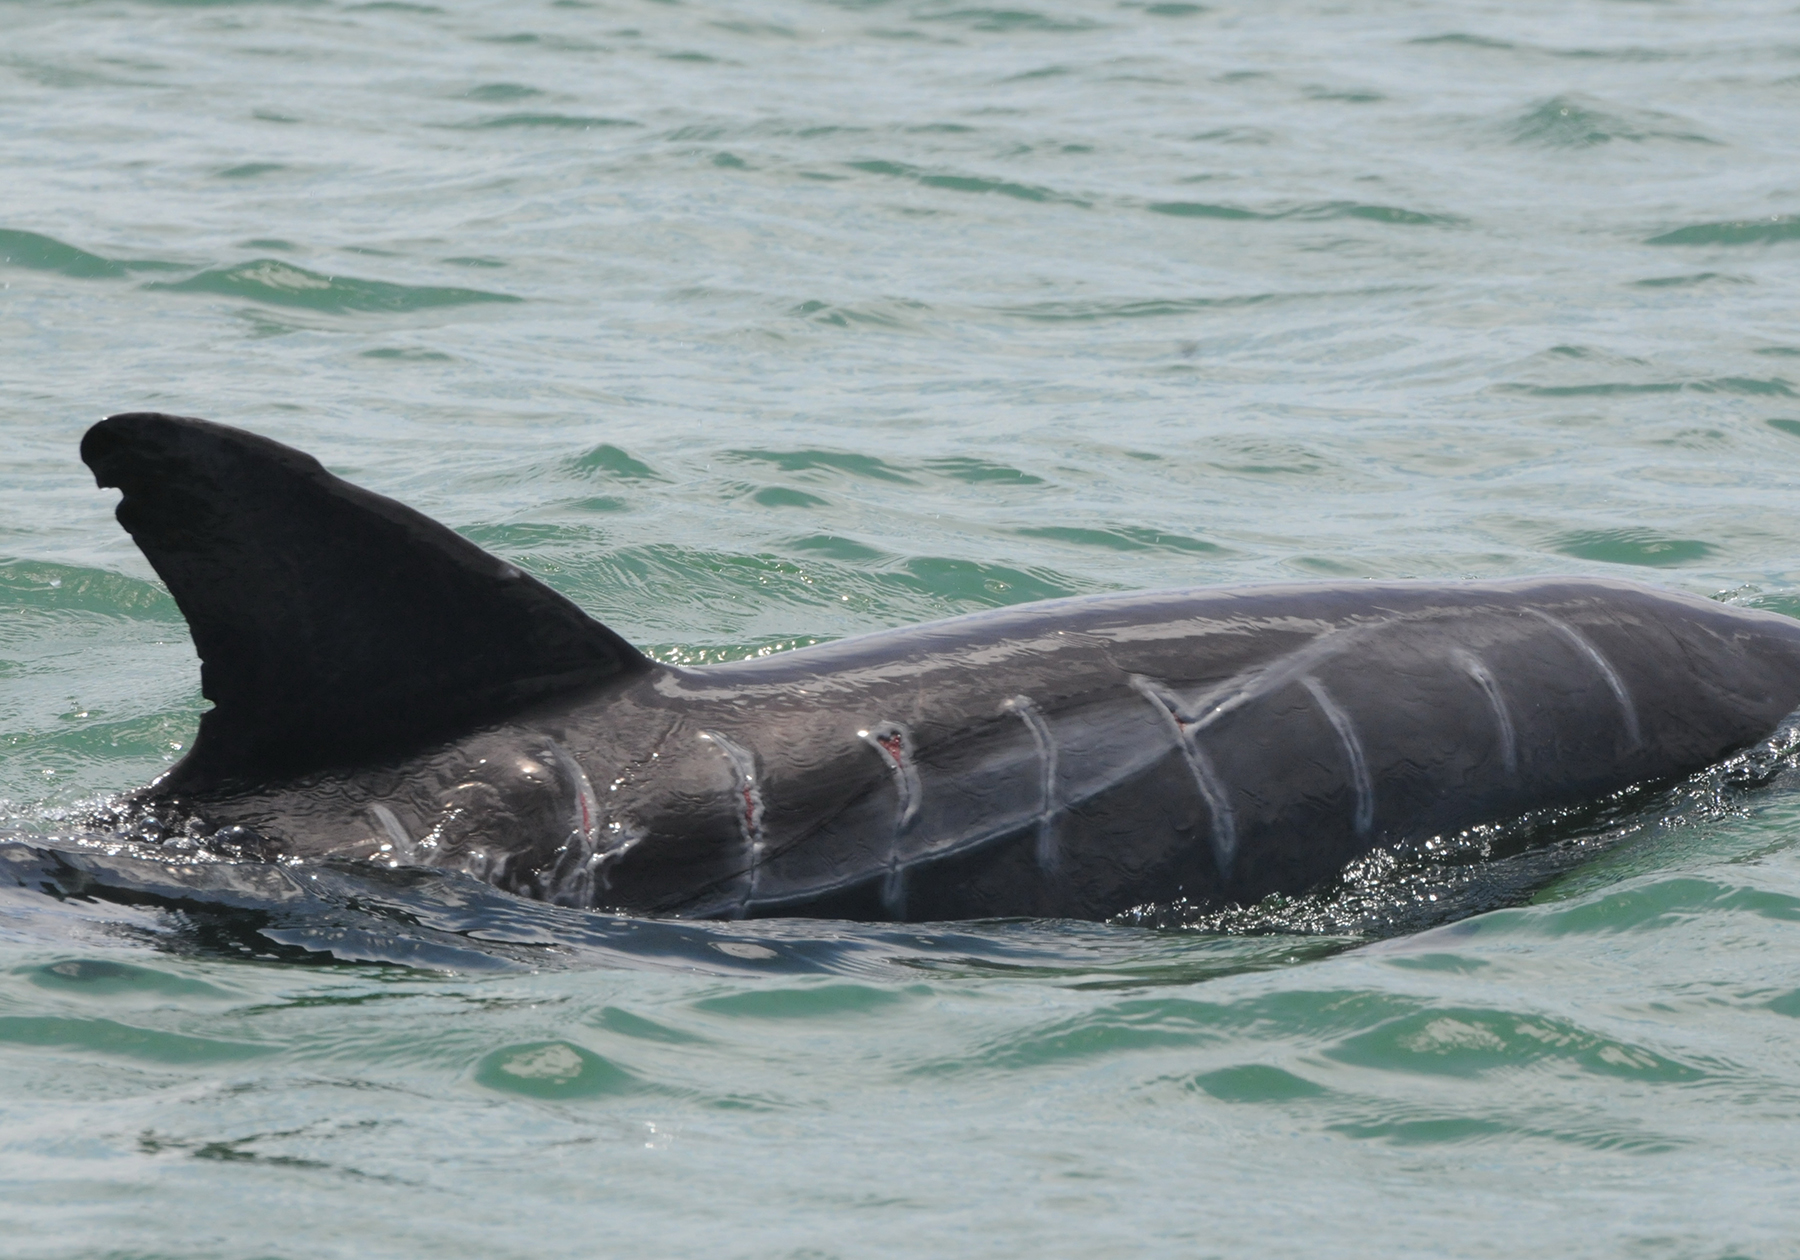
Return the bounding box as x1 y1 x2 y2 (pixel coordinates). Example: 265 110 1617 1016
83 412 651 795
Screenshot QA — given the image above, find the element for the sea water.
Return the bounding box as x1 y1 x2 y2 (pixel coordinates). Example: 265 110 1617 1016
3 0 1800 1255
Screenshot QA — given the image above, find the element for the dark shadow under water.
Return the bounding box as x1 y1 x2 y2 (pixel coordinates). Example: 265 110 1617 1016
6 720 1799 986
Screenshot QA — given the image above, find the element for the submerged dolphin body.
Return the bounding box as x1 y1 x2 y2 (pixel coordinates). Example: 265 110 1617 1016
80 412 1800 921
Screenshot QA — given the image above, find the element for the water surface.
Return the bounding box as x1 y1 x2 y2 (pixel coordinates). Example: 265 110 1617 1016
4 0 1800 1255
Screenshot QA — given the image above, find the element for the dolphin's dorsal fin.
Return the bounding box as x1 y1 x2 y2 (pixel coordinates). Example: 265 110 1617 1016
83 412 651 794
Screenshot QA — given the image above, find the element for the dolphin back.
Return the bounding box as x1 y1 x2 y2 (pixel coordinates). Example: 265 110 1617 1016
82 412 650 793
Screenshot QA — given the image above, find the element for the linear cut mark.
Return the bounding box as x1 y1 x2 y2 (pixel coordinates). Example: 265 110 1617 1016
1130 676 1238 869
1455 650 1518 776
1525 610 1642 747
700 730 765 912
1004 696 1059 873
369 803 414 864
859 722 918 916
1179 627 1360 736
1299 676 1374 838
544 741 606 906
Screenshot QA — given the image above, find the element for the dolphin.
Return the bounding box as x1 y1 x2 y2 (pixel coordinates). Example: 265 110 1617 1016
77 411 1800 922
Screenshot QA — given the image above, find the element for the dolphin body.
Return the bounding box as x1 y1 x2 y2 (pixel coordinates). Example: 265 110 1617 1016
79 412 1800 921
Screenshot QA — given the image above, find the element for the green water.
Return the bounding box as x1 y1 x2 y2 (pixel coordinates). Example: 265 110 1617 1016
5 0 1800 1255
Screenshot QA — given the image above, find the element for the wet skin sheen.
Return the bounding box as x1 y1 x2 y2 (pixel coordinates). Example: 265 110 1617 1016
81 413 1800 921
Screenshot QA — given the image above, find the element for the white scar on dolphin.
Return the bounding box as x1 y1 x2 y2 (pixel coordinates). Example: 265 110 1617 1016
1455 649 1519 776
699 729 766 914
859 722 919 916
1003 695 1060 874
1525 609 1643 747
1300 675 1375 839
1130 675 1239 869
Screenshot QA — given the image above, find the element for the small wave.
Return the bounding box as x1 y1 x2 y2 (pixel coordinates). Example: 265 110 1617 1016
0 1012 269 1065
452 112 640 130
461 83 542 101
475 32 601 51
550 539 1093 632
1324 1006 1704 1082
1550 529 1715 568
1647 216 1800 247
1186 1063 1327 1103
1290 201 1463 226
1015 525 1226 556
1188 126 1275 145
1630 272 1750 289
0 229 184 280
924 457 1044 485
995 294 1277 320
788 297 929 330
918 989 1412 1075
1516 876 1800 939
1507 94 1716 148
1321 1103 1684 1153
1147 202 1261 221
726 447 917 484
564 442 661 481
784 534 889 563
707 18 798 37
890 555 1079 606
1505 376 1794 398
915 7 1104 33
474 1040 639 1099
143 259 521 314
1147 201 1461 226
0 560 178 619
217 162 285 179
1305 86 1384 104
359 346 453 362
1408 33 1516 50
846 159 1086 206
752 486 829 508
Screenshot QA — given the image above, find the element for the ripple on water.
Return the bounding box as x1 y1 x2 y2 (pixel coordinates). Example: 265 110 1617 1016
1186 1062 1328 1103
460 83 543 102
142 260 523 315
1145 201 1462 226
473 1040 638 1098
0 1015 267 1065
917 990 1414 1075
0 561 178 619
1504 876 1800 937
1505 94 1717 148
21 957 230 999
691 982 925 1020
1014 525 1226 555
450 113 641 130
1647 216 1800 247
0 228 184 280
914 8 1107 34
845 159 1088 206
1324 1006 1705 1082
1319 1101 1686 1153
1549 529 1716 567
788 297 932 331
1504 377 1795 398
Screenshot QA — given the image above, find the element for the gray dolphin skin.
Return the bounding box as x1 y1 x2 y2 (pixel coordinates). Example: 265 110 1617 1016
81 412 1800 921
